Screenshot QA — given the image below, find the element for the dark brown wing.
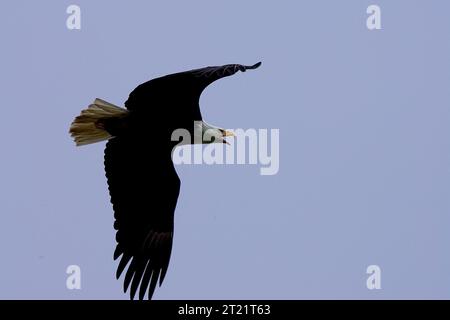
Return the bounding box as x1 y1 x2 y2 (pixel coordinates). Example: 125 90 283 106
186 61 262 93
104 136 180 300
124 62 262 115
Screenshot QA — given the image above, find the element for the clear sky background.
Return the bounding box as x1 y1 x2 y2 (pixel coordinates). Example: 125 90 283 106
0 1 449 299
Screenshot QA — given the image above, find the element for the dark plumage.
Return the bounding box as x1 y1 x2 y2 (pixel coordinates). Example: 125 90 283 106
70 62 261 299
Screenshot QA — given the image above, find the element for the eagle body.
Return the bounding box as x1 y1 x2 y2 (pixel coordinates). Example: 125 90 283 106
69 62 261 299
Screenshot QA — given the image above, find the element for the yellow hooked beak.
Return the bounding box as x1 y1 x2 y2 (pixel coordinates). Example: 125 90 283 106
221 129 235 145
223 130 235 137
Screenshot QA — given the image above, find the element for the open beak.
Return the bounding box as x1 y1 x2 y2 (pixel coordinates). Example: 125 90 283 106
220 129 235 145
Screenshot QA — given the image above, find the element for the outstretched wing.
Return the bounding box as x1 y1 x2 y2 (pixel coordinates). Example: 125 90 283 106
186 61 262 93
124 62 262 113
104 136 180 300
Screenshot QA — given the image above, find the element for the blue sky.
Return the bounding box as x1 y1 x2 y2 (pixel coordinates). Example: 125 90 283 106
0 1 449 299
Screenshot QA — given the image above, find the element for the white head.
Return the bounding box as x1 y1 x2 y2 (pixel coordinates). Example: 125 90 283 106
195 121 234 145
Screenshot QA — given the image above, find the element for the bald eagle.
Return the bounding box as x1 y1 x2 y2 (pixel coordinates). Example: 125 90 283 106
69 62 261 300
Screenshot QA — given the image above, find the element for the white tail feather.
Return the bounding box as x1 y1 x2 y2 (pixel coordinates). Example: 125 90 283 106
70 98 128 146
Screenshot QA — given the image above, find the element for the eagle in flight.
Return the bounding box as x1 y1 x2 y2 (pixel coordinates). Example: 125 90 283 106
69 62 262 300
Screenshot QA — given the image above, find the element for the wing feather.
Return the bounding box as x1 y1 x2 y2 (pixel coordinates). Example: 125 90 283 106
104 136 180 300
124 62 261 113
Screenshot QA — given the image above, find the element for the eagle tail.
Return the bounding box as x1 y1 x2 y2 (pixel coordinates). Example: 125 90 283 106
69 98 128 146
